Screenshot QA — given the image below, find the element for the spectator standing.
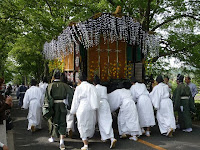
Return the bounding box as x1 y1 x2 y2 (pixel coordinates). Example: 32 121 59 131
5 84 12 97
173 75 196 132
185 76 198 104
15 85 19 98
17 82 27 108
0 78 12 149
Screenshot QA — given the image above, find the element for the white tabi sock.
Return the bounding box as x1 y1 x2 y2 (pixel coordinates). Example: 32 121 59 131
141 128 145 134
129 135 138 141
81 145 88 150
110 137 115 142
48 137 54 143
60 139 64 145
110 138 117 148
82 137 87 141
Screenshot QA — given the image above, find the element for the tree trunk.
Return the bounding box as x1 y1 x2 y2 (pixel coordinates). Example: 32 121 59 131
44 60 50 82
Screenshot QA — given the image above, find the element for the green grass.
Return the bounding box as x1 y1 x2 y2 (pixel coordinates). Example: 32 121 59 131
196 93 200 96
195 100 200 104
195 93 200 101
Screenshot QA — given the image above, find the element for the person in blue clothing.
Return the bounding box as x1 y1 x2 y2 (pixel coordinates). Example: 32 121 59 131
185 76 198 106
17 82 27 108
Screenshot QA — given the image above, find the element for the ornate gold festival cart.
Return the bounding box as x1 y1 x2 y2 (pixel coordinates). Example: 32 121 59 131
43 7 159 84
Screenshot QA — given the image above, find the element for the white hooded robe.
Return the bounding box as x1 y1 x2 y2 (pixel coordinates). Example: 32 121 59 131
70 81 99 139
96 84 114 140
22 86 43 130
108 88 142 136
39 82 48 105
130 83 155 128
149 83 176 134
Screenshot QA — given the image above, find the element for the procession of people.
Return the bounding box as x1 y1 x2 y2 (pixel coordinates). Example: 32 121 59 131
0 71 198 150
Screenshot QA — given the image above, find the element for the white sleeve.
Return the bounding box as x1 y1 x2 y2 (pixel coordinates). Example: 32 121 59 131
89 86 100 110
39 90 44 107
149 86 162 110
194 84 198 96
70 88 80 115
102 87 108 100
107 91 120 112
0 142 4 148
130 86 137 102
22 91 29 109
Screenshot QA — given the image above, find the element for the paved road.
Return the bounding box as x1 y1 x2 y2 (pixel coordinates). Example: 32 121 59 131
11 96 200 150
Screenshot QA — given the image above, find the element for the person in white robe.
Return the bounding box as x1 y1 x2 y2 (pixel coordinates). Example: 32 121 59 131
149 75 176 137
130 77 155 137
108 83 142 141
66 110 74 137
93 75 117 148
65 84 75 138
22 79 43 132
60 73 75 139
39 77 48 106
70 73 99 150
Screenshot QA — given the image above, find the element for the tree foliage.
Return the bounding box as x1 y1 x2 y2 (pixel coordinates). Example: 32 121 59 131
0 0 199 82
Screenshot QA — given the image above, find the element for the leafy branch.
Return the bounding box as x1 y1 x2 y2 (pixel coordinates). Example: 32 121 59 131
152 39 200 62
151 14 200 31
43 0 54 16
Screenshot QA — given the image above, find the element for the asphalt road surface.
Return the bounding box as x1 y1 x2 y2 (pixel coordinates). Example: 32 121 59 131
11 96 200 150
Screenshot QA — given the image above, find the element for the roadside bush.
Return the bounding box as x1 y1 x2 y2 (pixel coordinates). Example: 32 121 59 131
193 103 200 121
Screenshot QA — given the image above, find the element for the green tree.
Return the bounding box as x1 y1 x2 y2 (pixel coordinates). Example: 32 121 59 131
0 0 199 81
